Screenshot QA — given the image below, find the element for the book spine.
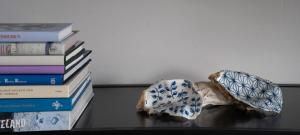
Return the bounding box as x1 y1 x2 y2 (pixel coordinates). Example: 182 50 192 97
0 98 72 112
0 66 65 74
0 112 70 132
0 85 70 98
0 31 59 42
0 81 93 132
0 55 64 65
0 64 91 98
0 74 63 85
0 79 90 112
0 43 64 55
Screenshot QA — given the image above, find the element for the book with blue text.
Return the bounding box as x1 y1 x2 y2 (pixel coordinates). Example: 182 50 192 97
0 63 91 98
0 82 94 132
0 74 64 85
0 54 91 86
0 76 91 112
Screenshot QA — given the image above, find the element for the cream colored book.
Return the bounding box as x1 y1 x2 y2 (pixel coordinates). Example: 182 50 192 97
0 55 64 65
0 63 90 98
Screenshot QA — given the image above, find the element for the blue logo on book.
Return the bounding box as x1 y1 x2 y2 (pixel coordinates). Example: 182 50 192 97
52 101 63 110
50 78 56 85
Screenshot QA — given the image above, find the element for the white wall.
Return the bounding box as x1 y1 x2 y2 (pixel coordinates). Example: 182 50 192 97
0 0 299 84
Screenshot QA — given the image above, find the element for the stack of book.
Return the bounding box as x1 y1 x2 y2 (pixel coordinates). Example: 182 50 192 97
0 23 93 132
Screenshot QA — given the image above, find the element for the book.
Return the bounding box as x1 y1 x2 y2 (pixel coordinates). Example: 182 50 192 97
65 42 85 70
0 31 80 55
0 75 91 112
0 65 65 74
0 41 85 66
0 23 72 42
0 61 91 98
64 50 91 81
0 81 94 132
0 58 90 85
0 74 64 85
0 55 64 65
0 49 90 74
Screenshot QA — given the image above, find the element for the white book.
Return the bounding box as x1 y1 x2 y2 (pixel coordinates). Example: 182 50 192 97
0 45 87 66
64 50 91 80
0 55 65 65
0 23 72 42
0 31 80 55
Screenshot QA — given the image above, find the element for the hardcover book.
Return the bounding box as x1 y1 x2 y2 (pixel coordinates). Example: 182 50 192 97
0 58 90 85
0 31 80 55
0 75 92 112
0 74 65 85
0 23 72 42
0 41 85 66
0 49 91 74
0 82 94 132
0 63 91 98
0 65 65 74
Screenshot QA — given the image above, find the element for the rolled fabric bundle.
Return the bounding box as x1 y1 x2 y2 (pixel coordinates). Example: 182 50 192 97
209 70 283 114
136 79 203 120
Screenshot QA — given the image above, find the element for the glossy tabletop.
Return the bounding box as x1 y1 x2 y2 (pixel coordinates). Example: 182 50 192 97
21 85 300 135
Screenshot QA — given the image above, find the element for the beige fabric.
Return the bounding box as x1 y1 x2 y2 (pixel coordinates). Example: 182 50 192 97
194 82 233 107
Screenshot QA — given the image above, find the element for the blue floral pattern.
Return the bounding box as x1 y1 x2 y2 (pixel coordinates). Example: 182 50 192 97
144 79 202 120
216 70 283 113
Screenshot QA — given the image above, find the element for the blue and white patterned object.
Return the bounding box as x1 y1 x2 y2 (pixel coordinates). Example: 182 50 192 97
144 79 202 120
215 70 283 113
13 112 69 131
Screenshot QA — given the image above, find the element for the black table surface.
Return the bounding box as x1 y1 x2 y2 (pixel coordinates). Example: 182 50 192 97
19 85 300 135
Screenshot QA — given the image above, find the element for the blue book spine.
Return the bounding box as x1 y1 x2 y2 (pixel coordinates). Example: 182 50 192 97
0 79 91 112
0 74 63 85
0 98 72 112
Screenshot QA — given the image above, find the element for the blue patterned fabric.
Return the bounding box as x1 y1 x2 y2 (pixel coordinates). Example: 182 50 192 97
216 70 283 113
144 79 202 120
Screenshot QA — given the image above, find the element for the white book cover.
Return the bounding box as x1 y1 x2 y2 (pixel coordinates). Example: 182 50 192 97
0 31 80 55
0 23 72 42
0 46 88 66
0 55 65 65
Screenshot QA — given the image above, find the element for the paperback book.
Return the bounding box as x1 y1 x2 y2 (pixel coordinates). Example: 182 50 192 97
0 81 94 132
0 75 91 112
0 65 65 74
0 23 72 42
0 58 90 86
0 41 85 66
0 64 91 98
0 50 91 75
0 31 80 55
